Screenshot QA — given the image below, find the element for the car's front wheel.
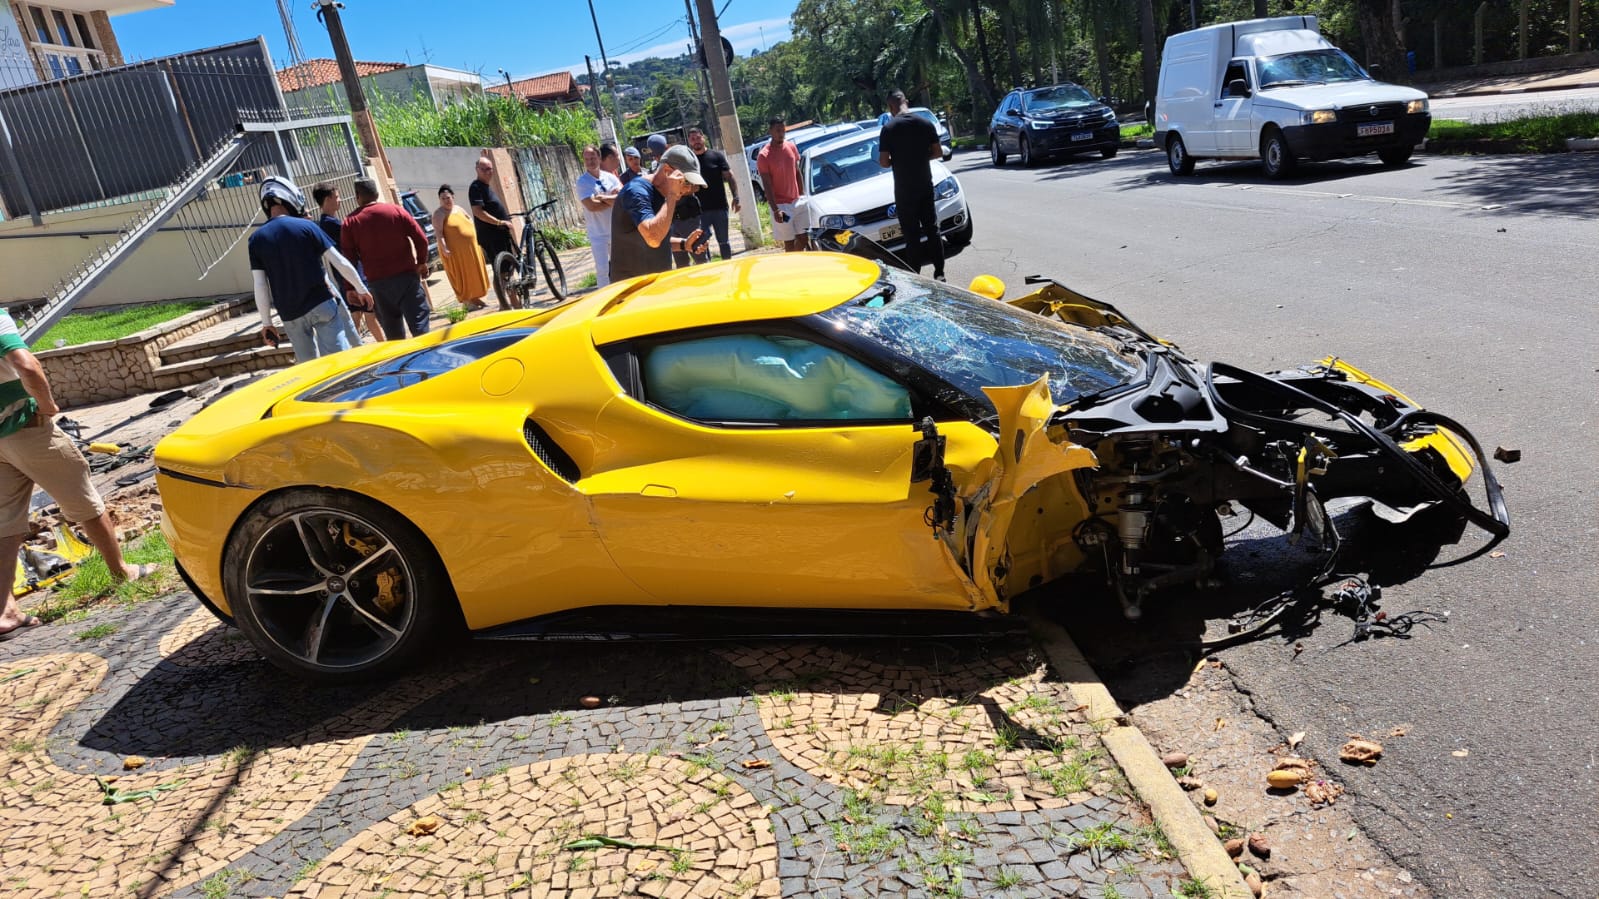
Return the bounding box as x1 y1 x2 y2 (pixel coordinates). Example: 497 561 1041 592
1261 128 1295 179
1378 146 1414 167
225 489 458 682
990 134 1006 166
1019 133 1034 167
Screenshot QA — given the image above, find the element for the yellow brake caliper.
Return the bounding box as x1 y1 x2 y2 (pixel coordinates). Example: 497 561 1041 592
342 523 403 614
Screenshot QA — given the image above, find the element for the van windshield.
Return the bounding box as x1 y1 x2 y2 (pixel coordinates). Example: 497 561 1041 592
1258 49 1369 88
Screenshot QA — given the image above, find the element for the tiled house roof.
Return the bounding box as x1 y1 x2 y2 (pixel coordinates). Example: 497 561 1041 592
487 71 583 104
277 58 408 93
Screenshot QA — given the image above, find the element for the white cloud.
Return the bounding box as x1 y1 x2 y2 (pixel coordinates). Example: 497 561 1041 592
560 16 793 77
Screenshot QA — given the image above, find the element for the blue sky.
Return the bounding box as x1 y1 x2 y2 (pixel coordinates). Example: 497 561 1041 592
114 0 797 80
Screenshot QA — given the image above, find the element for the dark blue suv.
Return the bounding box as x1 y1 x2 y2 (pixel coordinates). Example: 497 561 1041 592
989 83 1120 167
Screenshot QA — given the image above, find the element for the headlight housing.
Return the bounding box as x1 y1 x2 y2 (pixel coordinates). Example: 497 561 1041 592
1303 110 1337 125
818 214 856 228
1406 99 1429 114
934 177 959 200
1028 119 1052 130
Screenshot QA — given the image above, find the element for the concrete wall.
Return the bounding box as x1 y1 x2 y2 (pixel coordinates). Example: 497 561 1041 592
388 147 528 246
0 182 262 307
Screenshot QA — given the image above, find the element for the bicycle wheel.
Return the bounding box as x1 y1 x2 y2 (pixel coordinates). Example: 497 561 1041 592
535 239 567 300
492 251 523 309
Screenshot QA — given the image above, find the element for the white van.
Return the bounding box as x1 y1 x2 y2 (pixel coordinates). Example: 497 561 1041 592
1154 16 1430 178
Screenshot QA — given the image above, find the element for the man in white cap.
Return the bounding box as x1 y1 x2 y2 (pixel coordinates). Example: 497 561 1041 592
248 176 370 362
609 145 708 282
620 146 645 185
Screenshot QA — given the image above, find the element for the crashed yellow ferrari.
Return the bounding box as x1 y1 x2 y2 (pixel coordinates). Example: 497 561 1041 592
155 247 1508 681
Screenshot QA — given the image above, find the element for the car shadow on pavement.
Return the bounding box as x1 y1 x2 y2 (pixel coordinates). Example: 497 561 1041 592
74 624 1038 762
1046 503 1468 712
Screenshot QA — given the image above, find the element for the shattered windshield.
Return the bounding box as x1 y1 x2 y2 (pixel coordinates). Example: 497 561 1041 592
824 269 1142 411
808 135 884 194
1258 49 1369 88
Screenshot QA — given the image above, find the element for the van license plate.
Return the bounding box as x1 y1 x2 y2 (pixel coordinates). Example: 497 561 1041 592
879 224 902 243
1357 122 1395 137
1071 131 1093 142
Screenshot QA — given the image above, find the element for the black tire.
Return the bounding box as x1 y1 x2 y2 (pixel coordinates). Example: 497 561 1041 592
1261 128 1295 179
1378 146 1413 167
1101 146 1119 159
224 489 458 683
1167 134 1194 176
535 240 567 300
990 134 1006 166
492 250 524 309
1019 133 1034 167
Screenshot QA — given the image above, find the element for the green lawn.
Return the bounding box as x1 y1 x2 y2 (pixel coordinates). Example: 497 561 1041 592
1427 111 1599 153
32 300 214 350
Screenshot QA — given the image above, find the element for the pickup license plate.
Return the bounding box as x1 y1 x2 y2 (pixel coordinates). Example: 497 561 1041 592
879 224 902 242
1357 121 1395 137
1071 131 1093 142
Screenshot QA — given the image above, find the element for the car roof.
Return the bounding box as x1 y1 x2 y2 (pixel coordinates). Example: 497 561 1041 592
585 252 881 344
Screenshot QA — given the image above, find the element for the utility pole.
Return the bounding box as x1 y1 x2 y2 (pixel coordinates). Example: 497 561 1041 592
684 0 718 144
583 55 612 141
586 0 623 143
314 0 389 179
694 0 762 247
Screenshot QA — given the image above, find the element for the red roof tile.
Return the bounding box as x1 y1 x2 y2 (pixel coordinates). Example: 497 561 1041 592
487 71 580 103
277 58 408 93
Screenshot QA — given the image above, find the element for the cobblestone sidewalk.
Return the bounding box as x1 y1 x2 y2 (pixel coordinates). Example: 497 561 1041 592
2 593 1195 898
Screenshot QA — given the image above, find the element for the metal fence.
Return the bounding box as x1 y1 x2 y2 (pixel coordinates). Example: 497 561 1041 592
0 38 301 222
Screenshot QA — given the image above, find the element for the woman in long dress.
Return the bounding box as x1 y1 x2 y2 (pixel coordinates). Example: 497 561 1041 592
433 185 490 310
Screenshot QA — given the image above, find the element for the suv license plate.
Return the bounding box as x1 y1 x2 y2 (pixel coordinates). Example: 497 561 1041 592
879 224 902 242
1357 121 1395 137
1071 131 1093 142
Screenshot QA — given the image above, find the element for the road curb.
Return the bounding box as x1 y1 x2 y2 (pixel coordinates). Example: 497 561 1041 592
1029 613 1253 899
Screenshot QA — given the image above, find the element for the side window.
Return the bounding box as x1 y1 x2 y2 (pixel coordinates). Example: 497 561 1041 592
1222 60 1251 96
639 333 913 424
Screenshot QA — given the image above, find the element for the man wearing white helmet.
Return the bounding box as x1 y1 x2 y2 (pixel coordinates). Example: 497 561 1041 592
248 177 371 362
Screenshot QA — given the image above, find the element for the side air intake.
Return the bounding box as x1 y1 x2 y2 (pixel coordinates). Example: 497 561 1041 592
522 419 580 483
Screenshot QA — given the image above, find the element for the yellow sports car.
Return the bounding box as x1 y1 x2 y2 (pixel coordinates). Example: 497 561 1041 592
155 249 1508 681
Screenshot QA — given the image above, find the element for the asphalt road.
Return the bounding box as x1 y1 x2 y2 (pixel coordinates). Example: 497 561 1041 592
937 146 1599 897
1431 85 1599 121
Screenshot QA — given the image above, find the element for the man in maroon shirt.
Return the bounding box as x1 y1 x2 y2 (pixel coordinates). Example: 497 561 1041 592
339 178 432 339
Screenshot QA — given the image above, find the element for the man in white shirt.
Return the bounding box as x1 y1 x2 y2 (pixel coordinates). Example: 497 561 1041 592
574 145 622 288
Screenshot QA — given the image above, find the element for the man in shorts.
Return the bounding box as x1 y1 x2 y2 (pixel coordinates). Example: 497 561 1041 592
0 308 155 639
755 116 806 251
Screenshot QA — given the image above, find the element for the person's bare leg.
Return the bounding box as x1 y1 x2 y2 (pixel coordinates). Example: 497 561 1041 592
75 511 140 581
0 531 27 630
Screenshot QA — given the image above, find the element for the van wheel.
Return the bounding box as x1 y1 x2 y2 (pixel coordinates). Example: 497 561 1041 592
1100 146 1118 160
1261 129 1295 179
990 135 1006 166
1167 135 1194 176
1018 134 1034 167
1378 146 1413 166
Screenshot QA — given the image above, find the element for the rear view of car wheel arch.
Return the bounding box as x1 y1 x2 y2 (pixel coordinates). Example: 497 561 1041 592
223 488 460 682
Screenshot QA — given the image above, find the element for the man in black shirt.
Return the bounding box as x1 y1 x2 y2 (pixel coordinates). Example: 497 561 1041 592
468 155 517 308
877 90 946 281
688 126 739 260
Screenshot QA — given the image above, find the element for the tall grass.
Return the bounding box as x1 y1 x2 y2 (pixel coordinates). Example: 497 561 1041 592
373 93 599 152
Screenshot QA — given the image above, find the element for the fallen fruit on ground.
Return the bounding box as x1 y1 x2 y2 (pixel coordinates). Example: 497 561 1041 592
1178 775 1205 791
1244 868 1264 896
1225 838 1245 857
1162 751 1189 768
1340 737 1383 765
1203 787 1218 805
1303 779 1345 806
1248 832 1271 858
1267 768 1306 789
406 814 442 836
122 755 146 770
579 695 602 709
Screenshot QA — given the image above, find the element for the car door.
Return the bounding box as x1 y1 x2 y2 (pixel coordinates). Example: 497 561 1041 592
1214 59 1257 156
995 93 1020 151
584 329 995 611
